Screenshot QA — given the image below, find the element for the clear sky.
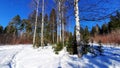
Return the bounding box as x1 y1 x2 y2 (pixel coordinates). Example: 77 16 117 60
0 0 32 27
0 0 120 32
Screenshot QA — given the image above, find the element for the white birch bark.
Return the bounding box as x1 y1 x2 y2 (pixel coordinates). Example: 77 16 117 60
56 1 59 43
62 19 64 46
33 0 39 47
59 0 62 42
61 3 64 46
41 0 44 47
74 0 81 58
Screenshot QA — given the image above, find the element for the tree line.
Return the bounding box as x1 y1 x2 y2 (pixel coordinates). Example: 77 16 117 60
91 11 120 36
0 8 67 45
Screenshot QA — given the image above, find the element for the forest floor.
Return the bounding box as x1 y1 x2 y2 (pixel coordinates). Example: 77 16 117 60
0 44 120 68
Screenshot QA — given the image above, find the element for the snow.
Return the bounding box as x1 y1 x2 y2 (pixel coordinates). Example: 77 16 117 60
0 44 120 68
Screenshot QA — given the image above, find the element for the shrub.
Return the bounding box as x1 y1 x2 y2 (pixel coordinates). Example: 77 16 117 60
66 41 74 54
54 42 63 54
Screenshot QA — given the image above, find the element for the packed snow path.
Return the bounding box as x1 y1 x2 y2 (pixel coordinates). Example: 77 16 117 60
0 44 120 68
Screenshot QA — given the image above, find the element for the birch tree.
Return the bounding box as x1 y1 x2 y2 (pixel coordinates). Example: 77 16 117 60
33 0 39 47
74 0 81 58
41 0 44 47
72 0 119 58
61 0 65 46
55 0 67 46
58 0 62 42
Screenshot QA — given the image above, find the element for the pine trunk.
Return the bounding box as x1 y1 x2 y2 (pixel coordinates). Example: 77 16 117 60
53 18 54 43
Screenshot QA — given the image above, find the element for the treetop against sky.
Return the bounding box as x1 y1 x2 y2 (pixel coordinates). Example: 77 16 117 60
0 0 120 30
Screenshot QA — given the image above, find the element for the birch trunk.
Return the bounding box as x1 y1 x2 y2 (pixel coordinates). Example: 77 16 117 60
61 4 64 46
41 0 44 47
74 0 81 58
33 0 39 47
59 0 62 42
62 20 64 46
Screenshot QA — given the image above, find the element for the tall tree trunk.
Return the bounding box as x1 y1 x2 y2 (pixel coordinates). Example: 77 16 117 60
41 0 44 47
74 0 81 58
53 18 54 43
61 4 64 46
59 0 62 42
62 20 64 46
57 21 59 43
33 0 39 47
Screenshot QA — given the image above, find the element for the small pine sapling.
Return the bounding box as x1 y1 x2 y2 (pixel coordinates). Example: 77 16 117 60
54 42 63 54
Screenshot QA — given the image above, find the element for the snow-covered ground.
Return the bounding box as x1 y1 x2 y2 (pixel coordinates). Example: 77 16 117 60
0 44 120 68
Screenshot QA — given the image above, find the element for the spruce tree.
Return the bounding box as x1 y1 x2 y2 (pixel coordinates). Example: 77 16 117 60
0 25 3 34
91 26 96 37
102 24 108 34
108 11 120 32
83 26 90 44
67 32 74 54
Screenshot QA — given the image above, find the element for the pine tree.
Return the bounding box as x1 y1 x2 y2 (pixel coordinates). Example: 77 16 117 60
95 24 100 35
108 11 120 32
9 15 22 36
91 24 100 37
49 8 57 44
83 26 90 44
67 32 73 54
91 26 96 37
21 19 32 38
0 25 3 34
102 24 108 34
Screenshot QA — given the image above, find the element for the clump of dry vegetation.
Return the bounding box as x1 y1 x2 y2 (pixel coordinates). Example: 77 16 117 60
93 30 120 45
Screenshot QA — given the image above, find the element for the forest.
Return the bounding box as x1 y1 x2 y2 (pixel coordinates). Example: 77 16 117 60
0 0 120 55
0 0 120 68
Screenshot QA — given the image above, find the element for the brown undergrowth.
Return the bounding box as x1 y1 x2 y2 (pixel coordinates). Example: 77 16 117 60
92 30 120 45
0 34 32 45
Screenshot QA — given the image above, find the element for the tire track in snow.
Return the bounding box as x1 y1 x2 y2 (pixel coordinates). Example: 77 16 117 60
0 46 24 68
10 46 25 68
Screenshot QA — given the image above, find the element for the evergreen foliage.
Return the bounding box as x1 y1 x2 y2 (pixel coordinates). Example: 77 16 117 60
91 11 120 36
66 33 74 54
108 11 120 32
82 26 90 44
91 24 101 36
54 42 63 54
101 24 108 34
0 25 3 34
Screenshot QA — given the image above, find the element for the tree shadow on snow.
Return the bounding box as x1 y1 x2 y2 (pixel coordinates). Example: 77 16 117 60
84 52 120 68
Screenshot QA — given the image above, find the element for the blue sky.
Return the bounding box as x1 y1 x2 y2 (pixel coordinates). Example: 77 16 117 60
0 0 32 27
0 0 120 32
